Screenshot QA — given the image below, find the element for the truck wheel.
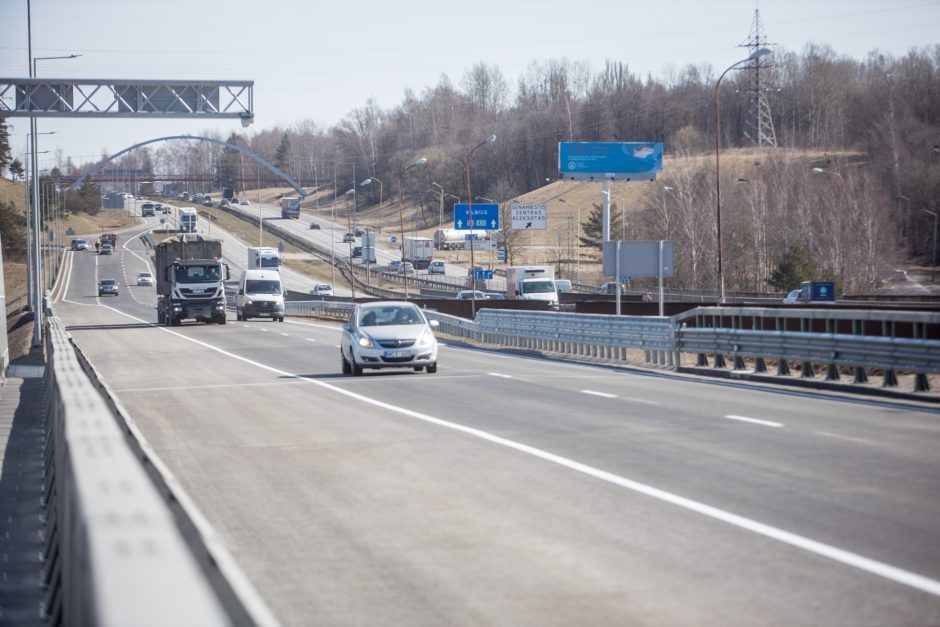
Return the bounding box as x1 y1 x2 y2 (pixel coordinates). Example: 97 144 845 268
171 316 181 327
217 316 226 325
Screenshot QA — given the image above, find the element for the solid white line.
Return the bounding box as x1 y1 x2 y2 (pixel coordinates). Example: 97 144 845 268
488 372 512 378
724 414 783 428
304 338 316 343
581 389 617 399
280 333 289 337
77 302 940 599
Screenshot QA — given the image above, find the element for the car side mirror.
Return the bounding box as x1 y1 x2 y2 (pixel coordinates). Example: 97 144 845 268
238 288 245 295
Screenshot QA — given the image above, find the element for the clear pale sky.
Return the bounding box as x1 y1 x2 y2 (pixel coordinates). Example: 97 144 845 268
2 0 938 169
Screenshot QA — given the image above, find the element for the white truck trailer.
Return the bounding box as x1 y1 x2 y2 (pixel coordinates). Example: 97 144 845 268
403 237 433 270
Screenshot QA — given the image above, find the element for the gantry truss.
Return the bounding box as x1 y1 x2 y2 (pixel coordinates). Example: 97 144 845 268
0 78 253 122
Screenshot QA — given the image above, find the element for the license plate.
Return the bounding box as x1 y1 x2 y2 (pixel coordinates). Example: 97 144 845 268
385 350 412 358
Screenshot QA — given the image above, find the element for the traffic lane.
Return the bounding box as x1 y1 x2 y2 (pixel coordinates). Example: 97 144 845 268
292 339 940 582
58 312 940 626
440 341 940 448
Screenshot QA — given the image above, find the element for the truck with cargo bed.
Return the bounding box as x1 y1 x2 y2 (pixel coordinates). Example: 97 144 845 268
154 234 229 326
280 197 300 219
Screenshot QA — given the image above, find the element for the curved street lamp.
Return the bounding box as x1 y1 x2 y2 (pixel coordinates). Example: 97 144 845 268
361 176 383 207
714 47 771 304
465 134 497 316
398 157 428 299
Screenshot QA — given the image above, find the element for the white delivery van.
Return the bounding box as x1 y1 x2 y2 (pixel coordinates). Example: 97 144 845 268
236 269 285 322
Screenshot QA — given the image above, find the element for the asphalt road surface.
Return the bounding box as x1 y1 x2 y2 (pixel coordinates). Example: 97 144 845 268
55 221 940 626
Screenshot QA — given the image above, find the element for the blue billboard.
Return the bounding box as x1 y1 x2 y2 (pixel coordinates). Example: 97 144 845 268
559 142 663 181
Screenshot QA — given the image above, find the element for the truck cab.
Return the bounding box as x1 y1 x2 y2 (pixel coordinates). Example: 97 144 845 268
506 266 559 307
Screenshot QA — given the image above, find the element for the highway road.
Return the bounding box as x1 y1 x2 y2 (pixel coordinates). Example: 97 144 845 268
54 219 940 626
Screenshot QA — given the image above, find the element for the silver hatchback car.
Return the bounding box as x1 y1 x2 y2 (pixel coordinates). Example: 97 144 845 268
341 302 439 375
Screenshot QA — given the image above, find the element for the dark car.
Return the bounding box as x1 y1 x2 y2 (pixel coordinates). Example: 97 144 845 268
97 279 119 297
309 222 321 230
353 227 366 237
352 246 362 258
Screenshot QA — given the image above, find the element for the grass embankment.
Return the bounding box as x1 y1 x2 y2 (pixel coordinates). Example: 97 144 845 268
194 206 341 288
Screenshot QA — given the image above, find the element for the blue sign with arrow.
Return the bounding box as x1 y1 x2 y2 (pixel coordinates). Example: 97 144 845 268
475 269 494 280
454 203 499 230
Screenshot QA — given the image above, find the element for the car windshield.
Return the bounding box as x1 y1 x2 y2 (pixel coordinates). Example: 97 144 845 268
359 306 422 327
246 279 281 294
138 273 152 279
100 280 116 286
174 264 221 283
522 279 556 294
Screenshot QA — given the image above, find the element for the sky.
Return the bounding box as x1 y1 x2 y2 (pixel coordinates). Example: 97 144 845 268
2 0 939 171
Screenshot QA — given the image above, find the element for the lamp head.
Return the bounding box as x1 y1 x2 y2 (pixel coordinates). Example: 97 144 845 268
750 47 772 60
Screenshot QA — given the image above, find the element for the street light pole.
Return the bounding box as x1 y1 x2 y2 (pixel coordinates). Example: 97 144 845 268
714 47 771 304
28 53 81 345
398 157 429 299
465 134 497 317
559 198 581 284
924 208 939 266
431 182 444 229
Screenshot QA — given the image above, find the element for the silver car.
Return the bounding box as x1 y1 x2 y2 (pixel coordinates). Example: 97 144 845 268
341 302 439 375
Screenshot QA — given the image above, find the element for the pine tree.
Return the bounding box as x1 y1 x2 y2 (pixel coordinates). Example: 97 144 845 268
768 245 817 290
0 200 26 259
9 158 24 181
273 133 291 175
0 117 11 175
579 202 623 249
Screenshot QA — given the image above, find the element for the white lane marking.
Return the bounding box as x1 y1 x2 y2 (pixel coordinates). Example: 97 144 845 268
115 380 302 393
286 319 342 331
815 431 879 446
582 390 617 399
304 338 316 343
620 396 661 405
77 303 940 599
258 328 268 332
724 415 783 428
280 333 289 337
488 372 512 378
334 344 340 348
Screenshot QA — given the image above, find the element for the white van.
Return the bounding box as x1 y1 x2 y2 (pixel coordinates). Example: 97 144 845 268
236 269 285 322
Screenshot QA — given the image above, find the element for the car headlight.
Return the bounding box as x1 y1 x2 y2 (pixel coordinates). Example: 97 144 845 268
416 328 434 347
357 334 373 348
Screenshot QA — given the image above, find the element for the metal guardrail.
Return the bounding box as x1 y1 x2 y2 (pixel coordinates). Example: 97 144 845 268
674 307 940 392
285 300 940 394
43 314 281 626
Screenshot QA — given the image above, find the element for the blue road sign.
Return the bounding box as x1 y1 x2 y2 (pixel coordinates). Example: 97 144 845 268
497 247 506 261
475 269 494 280
464 233 479 241
559 142 663 181
454 203 499 230
390 235 398 244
